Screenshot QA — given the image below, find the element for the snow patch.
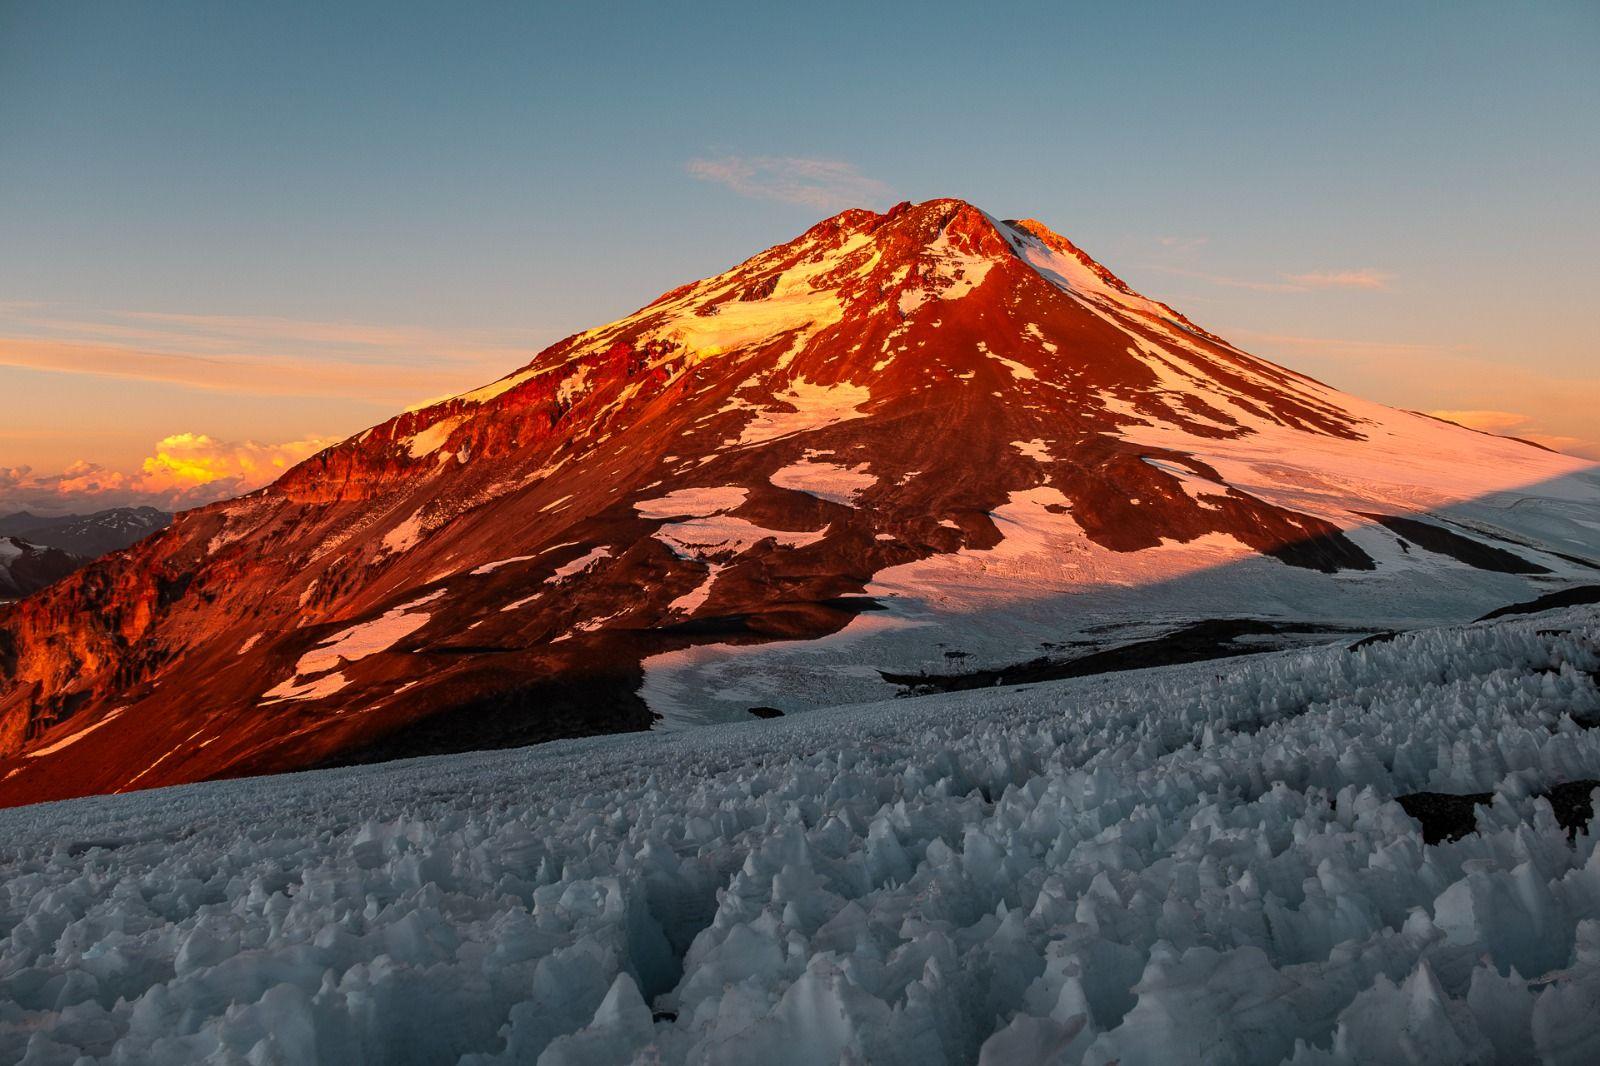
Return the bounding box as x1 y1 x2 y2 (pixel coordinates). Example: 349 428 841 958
990 353 1038 380
401 417 462 458
655 516 826 562
769 460 877 506
666 564 725 616
736 379 873 446
471 554 542 576
262 591 445 703
381 512 427 554
260 670 352 704
666 231 876 357
545 546 613 583
25 707 126 757
635 487 749 520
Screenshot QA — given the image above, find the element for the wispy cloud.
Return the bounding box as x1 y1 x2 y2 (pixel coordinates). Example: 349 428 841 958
0 303 543 406
1148 266 1307 293
1425 409 1532 432
1158 236 1210 253
0 303 557 512
1425 411 1600 458
686 155 892 211
114 310 533 356
5 306 535 359
1226 331 1599 459
1520 432 1597 457
1283 269 1394 291
0 337 507 403
1223 327 1469 359
1 433 334 514
1148 265 1395 294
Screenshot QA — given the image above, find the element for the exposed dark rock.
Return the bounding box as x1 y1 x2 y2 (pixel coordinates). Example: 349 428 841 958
1396 791 1493 845
1398 780 1600 845
1478 585 1600 622
1544 780 1600 840
882 619 1357 694
1359 513 1548 574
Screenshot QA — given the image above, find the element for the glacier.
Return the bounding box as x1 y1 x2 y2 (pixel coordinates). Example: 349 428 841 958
2 603 1600 1064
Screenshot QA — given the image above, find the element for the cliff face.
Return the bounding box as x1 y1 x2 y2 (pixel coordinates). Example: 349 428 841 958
2 198 1596 806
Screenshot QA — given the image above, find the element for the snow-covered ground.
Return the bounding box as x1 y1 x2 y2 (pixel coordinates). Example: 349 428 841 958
639 347 1600 723
640 471 1600 726
3 605 1600 1064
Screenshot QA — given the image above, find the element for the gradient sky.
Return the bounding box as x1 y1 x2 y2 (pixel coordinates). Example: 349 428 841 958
3 1 1596 513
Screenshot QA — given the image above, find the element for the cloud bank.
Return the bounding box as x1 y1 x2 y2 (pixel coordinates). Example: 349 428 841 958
1283 269 1394 290
0 433 334 516
1149 265 1395 294
1426 409 1533 433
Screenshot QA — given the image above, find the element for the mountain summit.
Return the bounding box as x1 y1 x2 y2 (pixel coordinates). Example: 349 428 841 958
2 199 1596 804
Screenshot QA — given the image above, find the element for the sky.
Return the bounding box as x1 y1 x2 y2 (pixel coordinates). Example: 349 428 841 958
2 1 1596 514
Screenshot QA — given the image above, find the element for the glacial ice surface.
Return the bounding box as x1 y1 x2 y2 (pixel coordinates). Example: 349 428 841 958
3 606 1600 1064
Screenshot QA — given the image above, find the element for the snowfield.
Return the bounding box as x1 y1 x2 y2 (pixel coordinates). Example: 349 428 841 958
3 604 1600 1064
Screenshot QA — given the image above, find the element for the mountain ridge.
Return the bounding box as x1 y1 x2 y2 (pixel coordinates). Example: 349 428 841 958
0 506 171 557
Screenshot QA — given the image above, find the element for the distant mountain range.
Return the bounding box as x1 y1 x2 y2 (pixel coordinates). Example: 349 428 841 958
0 507 170 602
0 506 170 558
1 199 1596 806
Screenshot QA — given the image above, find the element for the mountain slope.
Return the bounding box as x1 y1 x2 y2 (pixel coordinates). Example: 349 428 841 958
1 198 1597 805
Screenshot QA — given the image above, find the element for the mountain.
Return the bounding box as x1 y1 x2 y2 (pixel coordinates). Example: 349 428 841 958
0 537 87 601
0 506 171 558
1 198 1597 805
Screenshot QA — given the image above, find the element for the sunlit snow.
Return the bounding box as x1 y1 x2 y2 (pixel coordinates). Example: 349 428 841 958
769 459 876 506
545 546 614 583
736 379 873 446
261 592 445 702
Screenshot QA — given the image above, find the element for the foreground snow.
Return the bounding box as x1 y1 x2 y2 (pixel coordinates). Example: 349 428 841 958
3 606 1600 1064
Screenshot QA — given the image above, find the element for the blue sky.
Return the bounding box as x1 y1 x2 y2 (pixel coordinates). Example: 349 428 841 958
2 1 1596 509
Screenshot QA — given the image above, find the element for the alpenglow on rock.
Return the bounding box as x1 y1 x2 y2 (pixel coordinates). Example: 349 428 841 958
1 199 1597 803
